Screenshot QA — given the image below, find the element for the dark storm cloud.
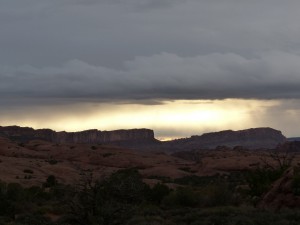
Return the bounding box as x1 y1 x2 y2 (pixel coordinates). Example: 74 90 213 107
1 0 300 101
1 51 300 100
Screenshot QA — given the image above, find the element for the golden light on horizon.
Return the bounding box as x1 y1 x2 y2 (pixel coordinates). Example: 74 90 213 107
46 99 251 133
0 99 285 140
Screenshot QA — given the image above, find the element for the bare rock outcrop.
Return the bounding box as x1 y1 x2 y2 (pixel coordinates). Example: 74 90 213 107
0 126 156 144
164 127 286 152
0 126 287 152
258 167 300 210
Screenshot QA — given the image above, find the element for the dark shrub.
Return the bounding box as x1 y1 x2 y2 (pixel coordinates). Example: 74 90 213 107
148 183 171 204
23 169 34 174
43 175 58 188
245 167 285 197
103 168 148 204
163 187 199 207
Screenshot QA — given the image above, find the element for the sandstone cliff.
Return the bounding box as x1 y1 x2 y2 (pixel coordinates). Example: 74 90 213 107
0 126 287 151
163 127 286 152
0 126 156 144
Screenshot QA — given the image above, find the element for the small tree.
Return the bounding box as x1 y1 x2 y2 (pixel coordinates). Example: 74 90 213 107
260 148 295 171
148 183 171 204
245 147 296 200
67 169 148 225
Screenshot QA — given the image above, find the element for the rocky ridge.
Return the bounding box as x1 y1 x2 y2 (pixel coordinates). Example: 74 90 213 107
0 126 156 144
163 127 287 152
0 126 287 152
258 167 300 210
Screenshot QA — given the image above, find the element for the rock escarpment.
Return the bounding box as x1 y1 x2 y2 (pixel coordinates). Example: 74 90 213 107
164 128 287 152
0 126 287 151
0 126 156 144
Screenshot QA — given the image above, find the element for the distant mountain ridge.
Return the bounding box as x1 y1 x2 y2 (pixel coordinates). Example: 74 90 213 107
0 126 156 144
0 126 287 152
162 127 287 151
288 137 300 142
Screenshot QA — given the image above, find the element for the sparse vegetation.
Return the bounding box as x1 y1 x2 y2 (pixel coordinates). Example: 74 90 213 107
260 148 295 171
102 152 114 157
0 167 300 224
46 159 58 165
91 145 97 150
24 175 33 179
18 143 25 147
178 166 196 173
43 175 58 188
147 175 172 183
245 167 284 199
23 169 34 174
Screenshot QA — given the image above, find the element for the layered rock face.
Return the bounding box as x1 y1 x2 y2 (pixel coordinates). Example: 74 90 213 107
193 127 286 148
0 126 287 151
0 126 155 144
164 127 287 151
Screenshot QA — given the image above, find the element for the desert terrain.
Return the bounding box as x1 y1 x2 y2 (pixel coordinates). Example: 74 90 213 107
0 126 299 187
1 126 300 224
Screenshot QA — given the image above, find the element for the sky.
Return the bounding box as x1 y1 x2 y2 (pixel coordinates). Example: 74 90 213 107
1 0 300 139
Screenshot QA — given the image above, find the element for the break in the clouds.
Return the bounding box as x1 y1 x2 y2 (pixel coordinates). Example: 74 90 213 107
1 51 300 100
1 0 300 137
1 99 300 138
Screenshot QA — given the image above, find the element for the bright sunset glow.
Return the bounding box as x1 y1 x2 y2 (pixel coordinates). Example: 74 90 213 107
1 99 291 140
1 1 300 141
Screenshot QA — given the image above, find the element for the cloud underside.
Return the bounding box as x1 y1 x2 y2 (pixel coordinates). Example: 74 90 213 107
2 0 300 102
1 51 300 101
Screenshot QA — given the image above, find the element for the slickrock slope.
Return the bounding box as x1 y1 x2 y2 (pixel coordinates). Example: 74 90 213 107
0 130 299 189
258 167 300 210
163 127 286 152
0 126 156 144
0 137 193 186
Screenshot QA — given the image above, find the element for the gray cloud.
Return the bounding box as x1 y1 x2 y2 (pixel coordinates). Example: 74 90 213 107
250 99 300 137
1 0 300 102
1 51 300 101
1 0 300 67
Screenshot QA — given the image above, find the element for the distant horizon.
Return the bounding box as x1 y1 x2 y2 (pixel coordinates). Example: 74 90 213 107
1 1 300 141
1 99 300 140
1 123 298 141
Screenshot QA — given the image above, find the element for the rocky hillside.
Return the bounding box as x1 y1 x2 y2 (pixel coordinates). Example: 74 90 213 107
163 127 287 152
0 136 193 186
258 167 300 210
0 126 157 144
0 126 288 152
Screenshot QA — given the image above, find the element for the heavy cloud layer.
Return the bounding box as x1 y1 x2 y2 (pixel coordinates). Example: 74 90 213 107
2 0 300 138
1 51 300 100
1 0 300 101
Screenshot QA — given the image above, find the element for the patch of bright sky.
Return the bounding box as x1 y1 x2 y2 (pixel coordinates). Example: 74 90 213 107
1 99 291 140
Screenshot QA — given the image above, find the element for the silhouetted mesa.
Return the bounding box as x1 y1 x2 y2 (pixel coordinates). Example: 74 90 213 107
0 126 156 144
163 127 287 152
0 126 287 151
288 137 300 142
